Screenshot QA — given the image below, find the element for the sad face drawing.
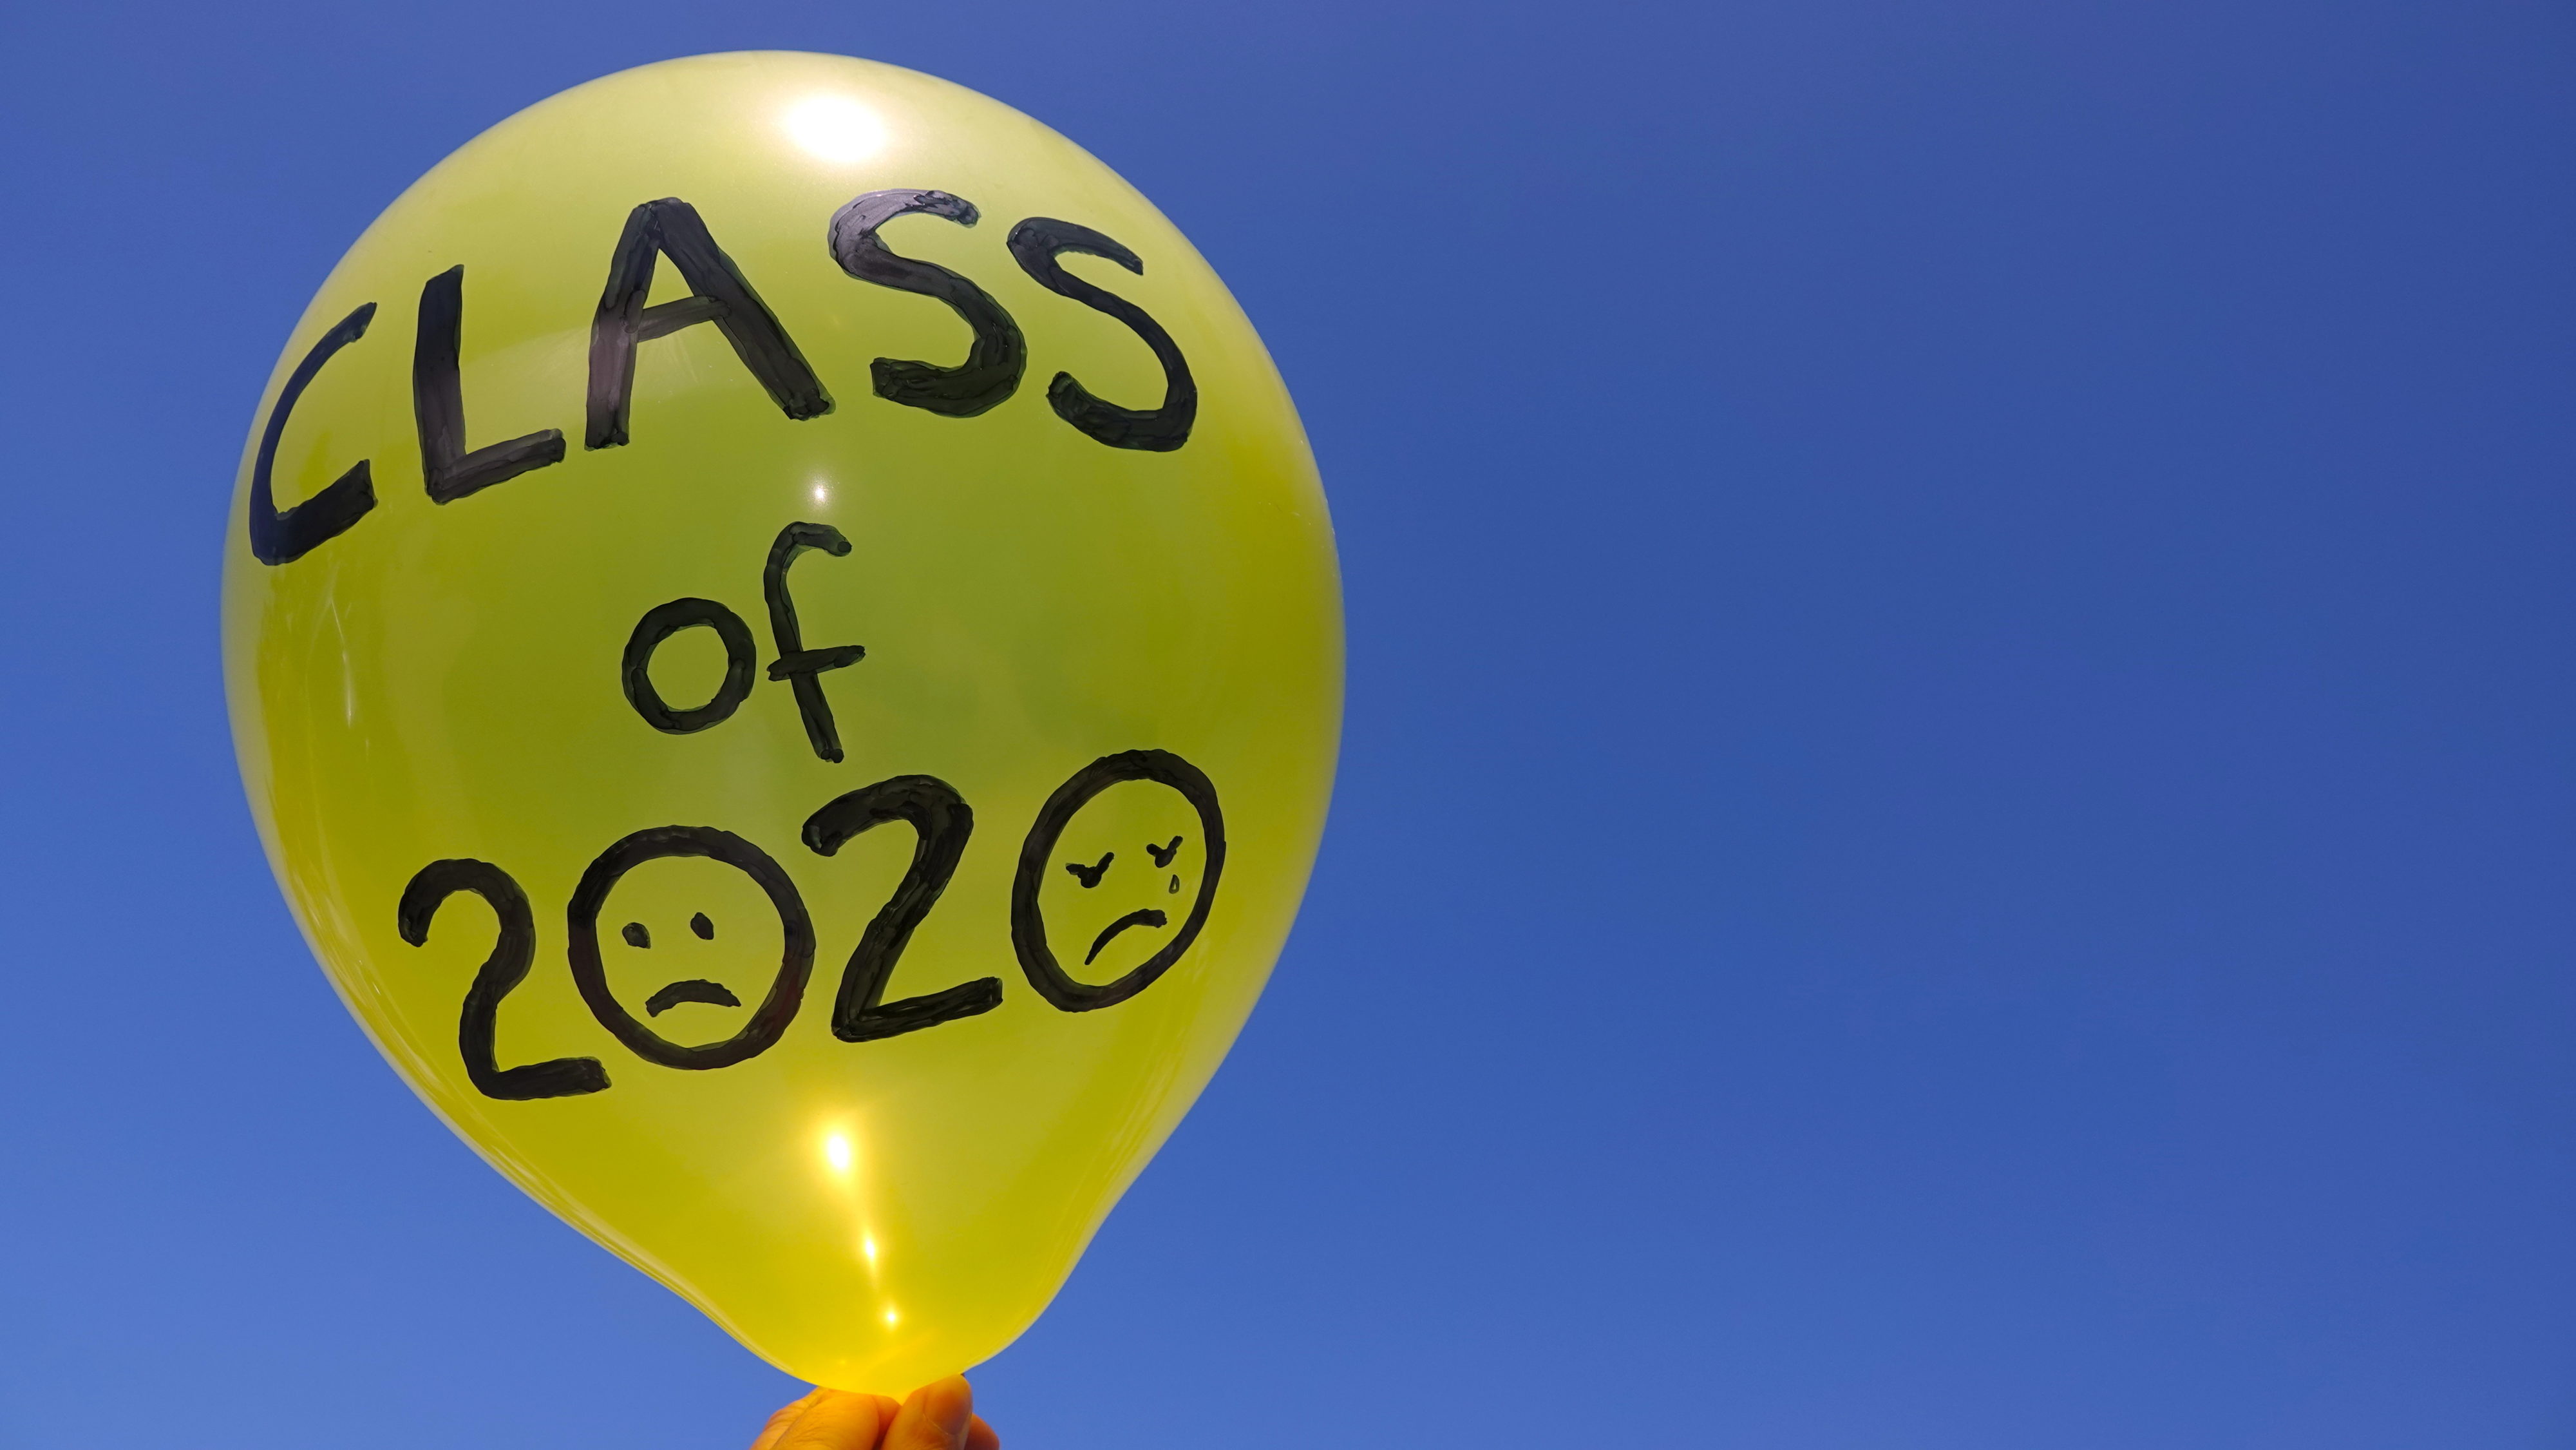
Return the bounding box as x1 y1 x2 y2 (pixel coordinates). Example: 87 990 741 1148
1012 750 1227 1011
567 826 818 1069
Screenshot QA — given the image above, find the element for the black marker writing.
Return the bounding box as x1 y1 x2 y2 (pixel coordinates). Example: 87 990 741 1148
1008 218 1197 452
829 189 1026 417
247 303 379 566
398 858 609 1100
764 522 868 763
414 265 566 502
587 198 832 450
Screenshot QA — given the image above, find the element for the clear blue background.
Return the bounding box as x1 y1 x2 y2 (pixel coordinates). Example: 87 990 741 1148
1 2 2571 1445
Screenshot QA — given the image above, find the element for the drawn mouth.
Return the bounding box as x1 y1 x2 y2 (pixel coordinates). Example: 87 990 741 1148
645 978 742 1016
1086 908 1169 965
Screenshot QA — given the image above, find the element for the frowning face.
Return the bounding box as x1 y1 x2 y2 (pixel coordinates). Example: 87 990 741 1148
1056 817 1200 971
1012 750 1226 1012
567 825 817 1069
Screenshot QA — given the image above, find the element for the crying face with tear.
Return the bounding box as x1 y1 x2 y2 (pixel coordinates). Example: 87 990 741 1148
1011 750 1226 1013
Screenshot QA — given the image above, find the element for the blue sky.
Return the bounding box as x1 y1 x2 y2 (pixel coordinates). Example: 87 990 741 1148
3 1 2574 1445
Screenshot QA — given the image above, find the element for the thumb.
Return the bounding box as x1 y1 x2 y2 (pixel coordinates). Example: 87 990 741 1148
882 1376 976 1450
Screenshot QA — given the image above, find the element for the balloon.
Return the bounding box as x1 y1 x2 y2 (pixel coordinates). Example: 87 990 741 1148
222 52 1340 1392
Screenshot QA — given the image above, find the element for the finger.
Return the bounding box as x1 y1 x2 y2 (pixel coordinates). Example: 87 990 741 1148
882 1376 976 1450
964 1413 1001 1450
748 1388 826 1450
772 1389 895 1450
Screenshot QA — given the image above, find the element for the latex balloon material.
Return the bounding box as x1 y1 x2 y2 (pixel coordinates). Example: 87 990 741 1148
222 52 1339 1393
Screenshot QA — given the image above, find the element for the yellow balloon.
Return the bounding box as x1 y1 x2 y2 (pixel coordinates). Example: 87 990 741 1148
222 52 1340 1393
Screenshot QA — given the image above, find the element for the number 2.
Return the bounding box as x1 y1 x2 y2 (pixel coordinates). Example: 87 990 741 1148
398 858 610 1100
800 775 1001 1041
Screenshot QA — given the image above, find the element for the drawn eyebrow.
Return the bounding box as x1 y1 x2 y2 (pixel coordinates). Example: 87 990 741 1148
621 922 651 948
1146 836 1184 868
645 978 741 1016
1065 851 1113 888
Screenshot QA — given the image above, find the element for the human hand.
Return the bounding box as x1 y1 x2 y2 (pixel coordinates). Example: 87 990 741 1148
748 1375 999 1450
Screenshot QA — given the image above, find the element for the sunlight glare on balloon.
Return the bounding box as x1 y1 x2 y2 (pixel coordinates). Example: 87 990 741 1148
782 94 887 164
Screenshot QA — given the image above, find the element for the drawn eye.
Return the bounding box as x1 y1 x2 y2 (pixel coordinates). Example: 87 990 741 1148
1064 851 1114 888
621 922 651 948
1146 835 1184 868
690 911 715 940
